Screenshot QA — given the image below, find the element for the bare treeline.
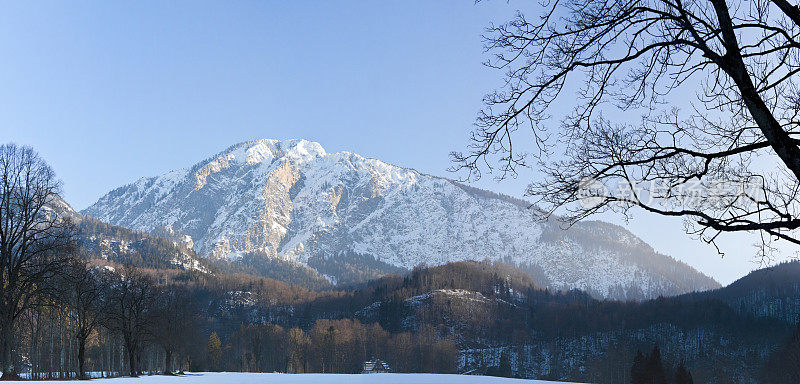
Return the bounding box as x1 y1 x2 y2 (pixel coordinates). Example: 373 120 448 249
0 144 200 379
222 319 458 374
16 264 200 380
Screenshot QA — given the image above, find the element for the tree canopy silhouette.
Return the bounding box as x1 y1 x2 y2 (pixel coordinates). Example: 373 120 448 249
0 143 75 379
454 0 800 256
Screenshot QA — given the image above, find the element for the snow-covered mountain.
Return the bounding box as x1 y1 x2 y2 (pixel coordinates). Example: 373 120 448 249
83 139 718 299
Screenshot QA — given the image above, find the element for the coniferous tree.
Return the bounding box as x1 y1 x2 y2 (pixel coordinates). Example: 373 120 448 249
645 346 668 384
497 349 513 378
675 361 694 384
206 332 221 372
631 350 646 384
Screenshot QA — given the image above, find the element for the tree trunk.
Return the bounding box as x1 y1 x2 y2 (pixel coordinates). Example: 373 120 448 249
0 319 19 380
164 349 173 375
709 0 800 181
124 337 138 378
128 347 138 377
49 317 54 379
77 337 87 380
59 319 64 378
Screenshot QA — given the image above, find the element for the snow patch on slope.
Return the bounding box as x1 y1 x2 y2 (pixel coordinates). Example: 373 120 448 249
83 139 719 299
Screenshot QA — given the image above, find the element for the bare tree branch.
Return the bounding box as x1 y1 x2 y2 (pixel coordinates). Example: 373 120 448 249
456 0 800 256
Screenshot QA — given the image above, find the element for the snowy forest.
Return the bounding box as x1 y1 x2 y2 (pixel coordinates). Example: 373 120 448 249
5 0 800 382
0 142 799 384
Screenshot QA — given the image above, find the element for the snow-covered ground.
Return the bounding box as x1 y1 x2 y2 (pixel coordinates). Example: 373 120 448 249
8 372 585 383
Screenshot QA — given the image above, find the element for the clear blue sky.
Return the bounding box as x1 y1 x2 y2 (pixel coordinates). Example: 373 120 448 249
0 1 790 284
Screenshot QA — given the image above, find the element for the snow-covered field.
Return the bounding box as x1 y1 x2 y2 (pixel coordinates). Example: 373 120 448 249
8 372 585 383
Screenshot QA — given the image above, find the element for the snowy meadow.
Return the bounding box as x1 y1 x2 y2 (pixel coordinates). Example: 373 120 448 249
7 372 584 384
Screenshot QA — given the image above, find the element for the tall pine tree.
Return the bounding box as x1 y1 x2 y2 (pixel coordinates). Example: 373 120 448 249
645 346 668 384
631 346 669 384
631 350 646 384
207 332 222 372
675 361 694 384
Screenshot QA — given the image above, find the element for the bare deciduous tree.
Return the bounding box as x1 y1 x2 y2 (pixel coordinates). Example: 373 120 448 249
151 284 198 375
454 0 800 257
0 143 74 379
59 259 104 379
103 266 156 377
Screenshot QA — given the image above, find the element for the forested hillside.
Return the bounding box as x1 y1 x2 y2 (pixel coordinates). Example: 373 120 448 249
18 258 791 384
77 216 211 272
682 261 800 323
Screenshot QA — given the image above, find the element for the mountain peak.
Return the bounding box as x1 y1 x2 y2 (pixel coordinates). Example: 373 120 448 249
205 138 326 167
189 139 326 190
83 139 718 299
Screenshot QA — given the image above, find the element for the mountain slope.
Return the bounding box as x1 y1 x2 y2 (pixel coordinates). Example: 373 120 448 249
83 139 718 299
51 197 209 271
682 260 800 323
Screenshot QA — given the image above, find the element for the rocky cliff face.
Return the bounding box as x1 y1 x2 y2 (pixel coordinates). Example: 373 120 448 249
83 139 719 298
